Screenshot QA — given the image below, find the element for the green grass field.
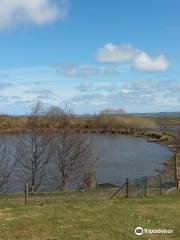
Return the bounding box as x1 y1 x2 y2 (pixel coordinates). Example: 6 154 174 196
0 190 179 240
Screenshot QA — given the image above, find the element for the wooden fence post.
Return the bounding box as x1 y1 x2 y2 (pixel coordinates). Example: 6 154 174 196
109 182 126 200
144 177 148 197
24 183 28 205
174 152 180 190
126 178 130 198
159 175 162 195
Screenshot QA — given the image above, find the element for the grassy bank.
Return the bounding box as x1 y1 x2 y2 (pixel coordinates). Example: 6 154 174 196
0 190 179 240
1 114 179 134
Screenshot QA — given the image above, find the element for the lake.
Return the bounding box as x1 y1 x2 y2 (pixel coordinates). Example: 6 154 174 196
4 134 173 192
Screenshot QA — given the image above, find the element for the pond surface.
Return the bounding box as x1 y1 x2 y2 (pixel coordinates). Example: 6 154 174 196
95 134 173 185
4 134 173 192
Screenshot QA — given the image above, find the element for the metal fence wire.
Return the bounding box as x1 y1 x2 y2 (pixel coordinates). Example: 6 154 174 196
109 157 178 200
129 171 176 198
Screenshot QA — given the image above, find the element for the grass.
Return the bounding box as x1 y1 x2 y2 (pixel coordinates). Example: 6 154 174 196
0 190 179 240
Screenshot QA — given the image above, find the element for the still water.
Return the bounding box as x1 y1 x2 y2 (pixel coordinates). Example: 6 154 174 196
5 134 173 192
95 134 173 185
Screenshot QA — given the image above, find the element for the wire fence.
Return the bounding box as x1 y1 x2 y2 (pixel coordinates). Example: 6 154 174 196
109 153 180 199
129 171 175 198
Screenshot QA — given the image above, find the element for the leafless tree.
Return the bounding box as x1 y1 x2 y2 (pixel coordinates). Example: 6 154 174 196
53 131 97 190
47 104 73 129
0 137 16 191
48 107 98 191
176 129 180 152
15 100 54 192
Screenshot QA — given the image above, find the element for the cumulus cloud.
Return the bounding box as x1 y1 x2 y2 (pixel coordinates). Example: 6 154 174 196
96 43 169 72
97 43 138 63
134 52 169 72
0 0 68 29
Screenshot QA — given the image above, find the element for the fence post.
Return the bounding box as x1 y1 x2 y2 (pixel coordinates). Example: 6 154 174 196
175 152 180 189
144 177 148 197
24 183 28 205
159 175 162 195
126 178 130 198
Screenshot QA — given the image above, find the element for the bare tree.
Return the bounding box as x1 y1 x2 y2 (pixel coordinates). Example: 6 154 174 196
48 107 98 191
177 129 180 151
0 137 16 191
47 104 73 129
15 100 54 192
53 131 97 190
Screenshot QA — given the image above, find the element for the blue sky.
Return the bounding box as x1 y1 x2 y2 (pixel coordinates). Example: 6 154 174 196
0 0 179 115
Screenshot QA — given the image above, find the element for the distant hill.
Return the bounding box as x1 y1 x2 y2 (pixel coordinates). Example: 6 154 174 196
100 108 126 115
132 112 180 118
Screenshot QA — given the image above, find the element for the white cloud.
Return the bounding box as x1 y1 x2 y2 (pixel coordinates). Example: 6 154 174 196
96 43 137 63
97 43 169 72
0 0 68 29
134 52 169 72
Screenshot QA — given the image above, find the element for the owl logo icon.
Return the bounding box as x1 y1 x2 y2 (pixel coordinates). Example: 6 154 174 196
135 227 144 236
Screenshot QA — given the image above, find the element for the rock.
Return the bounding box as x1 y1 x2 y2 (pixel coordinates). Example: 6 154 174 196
147 138 158 142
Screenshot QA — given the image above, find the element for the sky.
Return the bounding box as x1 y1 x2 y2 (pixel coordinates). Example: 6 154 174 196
0 0 179 115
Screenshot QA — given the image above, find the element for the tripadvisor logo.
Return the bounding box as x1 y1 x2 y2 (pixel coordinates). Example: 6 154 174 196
135 226 173 236
135 227 144 236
